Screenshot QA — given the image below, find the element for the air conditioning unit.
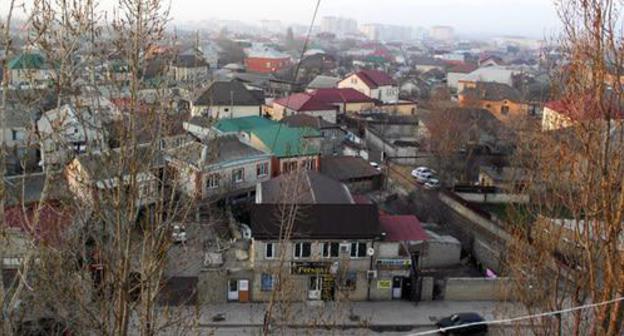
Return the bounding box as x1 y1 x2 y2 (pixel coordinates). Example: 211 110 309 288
366 270 378 279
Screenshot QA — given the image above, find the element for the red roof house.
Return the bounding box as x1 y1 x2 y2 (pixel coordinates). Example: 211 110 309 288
379 215 429 242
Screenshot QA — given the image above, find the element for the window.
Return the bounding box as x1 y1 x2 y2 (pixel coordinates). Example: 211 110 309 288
351 77 357 84
11 129 24 141
282 161 297 173
294 242 311 259
232 168 244 184
322 242 339 258
266 62 271 68
256 162 269 177
224 108 229 112
206 174 220 189
303 159 315 170
501 105 510 115
350 242 367 258
265 242 275 259
261 273 276 291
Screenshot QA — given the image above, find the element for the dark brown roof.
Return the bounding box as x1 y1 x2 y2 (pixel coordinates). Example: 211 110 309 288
281 114 339 130
259 171 354 204
193 80 264 106
320 156 381 181
250 204 382 240
462 82 522 102
173 54 208 68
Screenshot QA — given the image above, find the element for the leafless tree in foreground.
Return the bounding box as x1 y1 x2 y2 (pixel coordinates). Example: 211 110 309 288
506 1 624 335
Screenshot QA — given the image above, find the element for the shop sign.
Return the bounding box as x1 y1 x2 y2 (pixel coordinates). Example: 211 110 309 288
292 262 331 275
376 258 411 270
377 279 392 289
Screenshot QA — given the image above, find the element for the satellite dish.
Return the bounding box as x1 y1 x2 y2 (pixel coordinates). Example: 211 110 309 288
367 247 375 257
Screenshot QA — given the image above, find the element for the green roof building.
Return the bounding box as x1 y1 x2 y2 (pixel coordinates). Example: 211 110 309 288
8 53 46 70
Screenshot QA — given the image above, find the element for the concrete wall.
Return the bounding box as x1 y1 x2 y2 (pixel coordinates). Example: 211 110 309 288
444 277 512 301
456 192 530 204
192 104 260 118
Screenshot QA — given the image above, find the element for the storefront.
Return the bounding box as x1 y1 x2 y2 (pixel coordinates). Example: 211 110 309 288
292 262 336 301
374 258 412 300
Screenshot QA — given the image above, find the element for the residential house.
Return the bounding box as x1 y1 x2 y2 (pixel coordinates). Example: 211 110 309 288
446 63 478 91
170 53 209 83
244 47 291 74
478 166 530 192
271 88 375 123
306 75 340 91
456 66 520 92
281 114 345 155
410 56 446 73
319 156 382 193
213 116 321 176
37 103 108 170
363 114 421 164
165 135 272 202
338 69 399 104
248 170 395 302
64 145 161 211
8 53 51 87
192 80 264 118
458 81 528 123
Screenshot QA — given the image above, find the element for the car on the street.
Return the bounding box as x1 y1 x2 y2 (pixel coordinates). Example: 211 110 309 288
424 177 441 190
436 312 488 335
171 224 187 243
415 171 434 184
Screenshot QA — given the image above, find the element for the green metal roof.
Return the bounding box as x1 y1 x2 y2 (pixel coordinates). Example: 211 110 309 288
251 124 320 157
8 53 46 70
213 116 276 133
213 116 320 157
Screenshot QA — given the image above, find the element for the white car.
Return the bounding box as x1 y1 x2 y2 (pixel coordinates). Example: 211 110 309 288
172 225 187 244
416 171 434 183
424 177 441 190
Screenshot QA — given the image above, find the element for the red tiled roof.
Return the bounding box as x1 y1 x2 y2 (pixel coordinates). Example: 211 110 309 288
379 215 428 242
355 70 396 89
274 88 373 112
448 62 478 74
4 202 74 245
545 95 624 121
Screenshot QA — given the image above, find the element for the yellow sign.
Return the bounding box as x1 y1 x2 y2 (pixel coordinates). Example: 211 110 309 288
377 280 392 289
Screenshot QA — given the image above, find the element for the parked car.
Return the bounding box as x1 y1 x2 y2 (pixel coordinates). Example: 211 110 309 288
172 225 187 243
411 166 431 178
436 312 488 335
416 171 434 184
424 177 441 190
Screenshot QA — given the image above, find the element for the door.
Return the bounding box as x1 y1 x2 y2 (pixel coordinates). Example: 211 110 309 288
227 280 239 301
238 279 250 303
392 276 402 299
308 276 322 300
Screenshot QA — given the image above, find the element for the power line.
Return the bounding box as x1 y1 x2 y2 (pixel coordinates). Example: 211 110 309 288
269 0 321 152
407 296 624 336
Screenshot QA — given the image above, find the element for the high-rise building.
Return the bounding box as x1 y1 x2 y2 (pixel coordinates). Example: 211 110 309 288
430 26 455 42
360 24 413 42
320 16 358 36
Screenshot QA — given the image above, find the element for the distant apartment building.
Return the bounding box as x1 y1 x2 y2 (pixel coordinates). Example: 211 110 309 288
430 26 454 43
360 24 412 42
320 16 358 36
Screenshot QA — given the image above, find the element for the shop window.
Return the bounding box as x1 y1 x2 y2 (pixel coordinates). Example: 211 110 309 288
350 242 367 258
261 273 276 291
322 242 339 258
294 242 311 259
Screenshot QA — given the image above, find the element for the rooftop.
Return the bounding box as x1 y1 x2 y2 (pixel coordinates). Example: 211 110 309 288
320 156 381 181
352 69 396 88
259 170 354 205
166 135 268 169
380 215 429 242
462 82 523 102
194 80 264 106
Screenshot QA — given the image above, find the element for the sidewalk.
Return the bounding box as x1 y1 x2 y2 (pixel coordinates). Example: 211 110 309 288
192 300 522 328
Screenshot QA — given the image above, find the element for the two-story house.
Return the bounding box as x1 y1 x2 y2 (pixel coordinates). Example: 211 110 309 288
338 70 399 104
8 52 51 88
37 103 108 170
170 53 209 83
213 116 321 176
64 146 160 217
191 80 264 118
458 81 529 123
247 171 386 302
165 135 272 202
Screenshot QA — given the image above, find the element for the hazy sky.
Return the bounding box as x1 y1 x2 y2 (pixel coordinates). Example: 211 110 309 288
164 0 560 38
5 0 560 38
